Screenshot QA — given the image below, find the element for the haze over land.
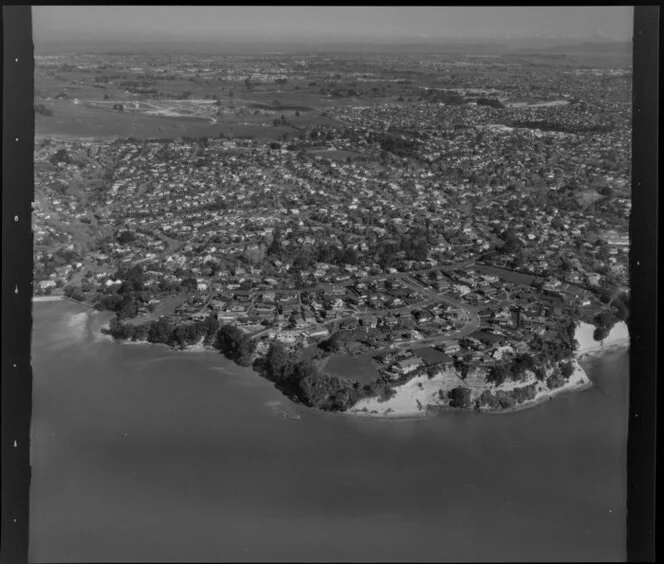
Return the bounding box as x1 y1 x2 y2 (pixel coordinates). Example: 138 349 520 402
34 6 633 54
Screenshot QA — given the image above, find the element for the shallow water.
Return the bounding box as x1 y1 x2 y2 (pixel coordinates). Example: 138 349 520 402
30 301 628 562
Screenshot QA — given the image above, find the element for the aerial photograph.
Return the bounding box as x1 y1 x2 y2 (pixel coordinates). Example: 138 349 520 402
29 5 632 562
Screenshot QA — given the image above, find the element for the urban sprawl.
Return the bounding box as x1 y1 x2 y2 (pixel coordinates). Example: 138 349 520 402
33 50 631 415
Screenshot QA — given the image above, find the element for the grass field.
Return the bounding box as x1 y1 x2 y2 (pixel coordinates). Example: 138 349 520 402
323 353 380 384
35 87 348 140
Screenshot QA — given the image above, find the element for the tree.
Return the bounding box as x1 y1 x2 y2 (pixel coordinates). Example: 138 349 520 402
148 318 173 343
453 359 469 380
120 264 145 293
215 324 256 366
546 371 565 390
171 323 200 347
117 293 138 319
296 364 352 411
99 292 123 312
319 331 344 353
448 387 472 408
486 363 509 386
180 277 198 292
107 318 134 340
559 361 575 380
132 323 149 342
265 341 294 383
201 314 220 343
593 325 611 342
613 292 630 322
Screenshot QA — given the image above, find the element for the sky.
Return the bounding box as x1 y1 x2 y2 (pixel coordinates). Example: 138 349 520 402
33 6 634 44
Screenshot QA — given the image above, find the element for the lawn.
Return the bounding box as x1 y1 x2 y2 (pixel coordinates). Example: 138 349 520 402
323 353 380 384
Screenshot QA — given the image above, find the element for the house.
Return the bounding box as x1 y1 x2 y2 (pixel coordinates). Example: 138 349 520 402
441 341 460 354
393 356 424 374
235 290 252 302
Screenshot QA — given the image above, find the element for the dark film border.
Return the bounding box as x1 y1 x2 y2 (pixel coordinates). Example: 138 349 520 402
2 5 34 564
627 5 658 563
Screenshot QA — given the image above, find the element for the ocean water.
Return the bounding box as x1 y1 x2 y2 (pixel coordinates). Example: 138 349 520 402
29 301 628 562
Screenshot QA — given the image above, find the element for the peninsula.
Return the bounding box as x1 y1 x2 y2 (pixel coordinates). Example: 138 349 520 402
32 48 630 416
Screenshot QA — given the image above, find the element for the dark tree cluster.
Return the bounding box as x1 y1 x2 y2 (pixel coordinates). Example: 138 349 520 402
376 134 421 158
64 285 86 302
259 341 395 411
215 324 257 366
106 314 220 349
546 370 566 390
94 264 150 319
117 230 137 244
448 386 472 408
475 384 537 410
612 292 630 322
529 325 577 364
593 309 618 341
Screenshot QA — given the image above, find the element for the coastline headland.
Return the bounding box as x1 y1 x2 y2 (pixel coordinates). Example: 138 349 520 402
64 290 629 419
347 321 629 418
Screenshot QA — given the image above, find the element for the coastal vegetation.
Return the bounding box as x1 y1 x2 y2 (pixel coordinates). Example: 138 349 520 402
106 314 219 348
103 309 594 416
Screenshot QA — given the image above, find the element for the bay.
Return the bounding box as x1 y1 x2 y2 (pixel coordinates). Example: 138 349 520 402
29 301 628 562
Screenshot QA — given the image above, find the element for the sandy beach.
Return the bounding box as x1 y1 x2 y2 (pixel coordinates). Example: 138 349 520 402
347 321 629 418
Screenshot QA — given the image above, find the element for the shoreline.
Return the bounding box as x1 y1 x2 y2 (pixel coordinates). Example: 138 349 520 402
33 295 94 309
346 337 630 420
44 298 629 419
576 338 630 361
105 323 631 418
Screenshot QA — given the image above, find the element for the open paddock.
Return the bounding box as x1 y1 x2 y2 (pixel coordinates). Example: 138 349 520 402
36 103 225 139
323 353 381 384
35 99 306 140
